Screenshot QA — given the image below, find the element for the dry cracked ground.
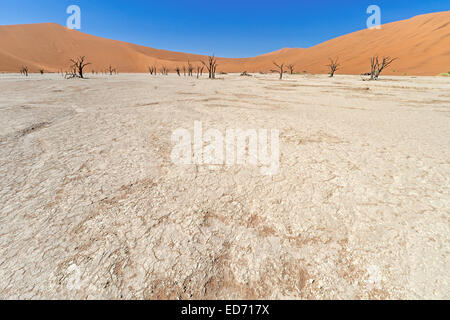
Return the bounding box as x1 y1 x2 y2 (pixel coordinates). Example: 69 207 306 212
0 73 449 299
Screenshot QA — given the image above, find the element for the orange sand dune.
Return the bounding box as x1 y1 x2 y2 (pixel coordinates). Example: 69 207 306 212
0 11 449 75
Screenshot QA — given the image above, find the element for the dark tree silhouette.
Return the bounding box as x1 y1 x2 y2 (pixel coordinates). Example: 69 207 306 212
370 56 397 80
20 66 29 76
327 58 340 78
67 56 91 79
160 66 169 75
271 62 286 80
187 61 194 77
201 55 218 79
176 67 181 76
196 66 204 78
107 65 117 75
148 66 157 75
287 64 295 75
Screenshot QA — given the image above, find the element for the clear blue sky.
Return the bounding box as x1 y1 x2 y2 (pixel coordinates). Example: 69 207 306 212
0 0 448 57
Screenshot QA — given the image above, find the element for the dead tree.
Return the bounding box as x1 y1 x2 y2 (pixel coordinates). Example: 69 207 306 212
39 69 45 75
287 64 295 75
68 56 91 78
20 66 29 76
65 65 79 79
370 56 397 80
271 62 286 80
148 66 157 75
182 66 186 76
196 66 204 79
187 61 194 77
201 55 218 79
107 65 117 75
327 58 340 77
160 66 169 75
175 67 181 76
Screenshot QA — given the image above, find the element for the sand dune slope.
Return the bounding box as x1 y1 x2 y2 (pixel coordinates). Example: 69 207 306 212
0 11 449 75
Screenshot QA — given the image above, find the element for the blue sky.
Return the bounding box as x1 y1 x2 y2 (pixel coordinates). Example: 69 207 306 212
0 0 448 57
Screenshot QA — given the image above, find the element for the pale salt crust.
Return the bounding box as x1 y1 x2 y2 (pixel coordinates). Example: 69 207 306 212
0 73 448 299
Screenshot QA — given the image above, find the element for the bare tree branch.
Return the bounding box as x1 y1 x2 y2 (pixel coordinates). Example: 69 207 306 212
67 56 91 79
287 64 295 75
271 62 286 79
201 55 218 79
370 56 397 80
327 57 340 77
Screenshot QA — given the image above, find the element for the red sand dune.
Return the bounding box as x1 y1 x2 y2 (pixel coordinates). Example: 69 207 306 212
0 11 449 75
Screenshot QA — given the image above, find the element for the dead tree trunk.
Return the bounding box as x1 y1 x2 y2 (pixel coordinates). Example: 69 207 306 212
108 65 117 75
327 58 340 77
187 61 194 77
196 66 204 79
149 66 157 75
287 64 295 75
68 56 91 78
20 66 29 76
271 62 285 80
370 56 397 80
160 66 169 75
201 55 218 79
176 67 181 76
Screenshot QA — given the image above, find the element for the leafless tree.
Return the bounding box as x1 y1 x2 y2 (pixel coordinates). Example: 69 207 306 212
66 56 91 79
187 61 194 77
70 56 91 79
370 56 397 80
160 66 169 75
287 64 295 75
240 71 251 77
196 66 204 79
182 66 186 76
107 65 117 75
20 66 29 76
327 57 340 77
175 67 181 76
149 66 157 75
201 55 218 79
39 69 45 75
271 62 286 80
